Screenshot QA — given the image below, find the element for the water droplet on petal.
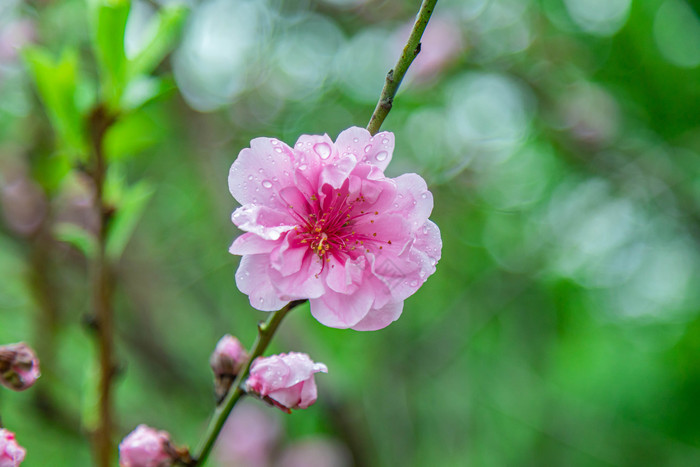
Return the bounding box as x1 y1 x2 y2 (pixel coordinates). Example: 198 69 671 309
274 147 283 153
376 151 388 162
262 180 273 189
421 193 428 199
422 226 429 234
353 137 359 143
299 164 308 171
393 203 399 208
247 175 254 181
410 280 418 287
382 138 389 145
314 143 332 160
364 145 372 153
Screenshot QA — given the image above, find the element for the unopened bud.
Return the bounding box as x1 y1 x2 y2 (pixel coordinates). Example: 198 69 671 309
0 343 40 391
246 352 327 412
210 335 248 403
118 425 184 467
0 428 26 466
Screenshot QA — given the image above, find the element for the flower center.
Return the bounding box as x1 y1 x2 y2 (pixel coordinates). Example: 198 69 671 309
287 185 383 262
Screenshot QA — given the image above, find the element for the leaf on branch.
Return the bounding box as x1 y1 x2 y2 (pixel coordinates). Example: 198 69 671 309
89 0 131 109
54 223 97 258
23 47 88 162
128 5 188 78
106 179 155 260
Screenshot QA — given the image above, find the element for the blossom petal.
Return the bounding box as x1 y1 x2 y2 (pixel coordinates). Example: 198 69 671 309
351 301 404 331
229 233 279 255
309 288 374 328
235 255 287 311
336 127 394 171
232 205 295 241
229 137 296 208
390 173 433 229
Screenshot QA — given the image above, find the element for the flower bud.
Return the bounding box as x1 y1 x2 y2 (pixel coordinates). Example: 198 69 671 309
210 335 248 403
0 428 26 466
118 425 177 467
0 343 40 391
246 352 327 412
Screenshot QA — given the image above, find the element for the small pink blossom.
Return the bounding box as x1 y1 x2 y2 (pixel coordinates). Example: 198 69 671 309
0 342 40 391
229 127 441 330
246 352 327 411
210 334 248 402
118 425 175 467
0 429 25 467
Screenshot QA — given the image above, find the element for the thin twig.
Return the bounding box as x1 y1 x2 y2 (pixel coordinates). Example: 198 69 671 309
186 299 307 466
366 0 438 136
88 105 118 467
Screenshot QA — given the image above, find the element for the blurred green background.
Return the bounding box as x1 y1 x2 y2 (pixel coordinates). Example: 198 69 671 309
2 0 700 465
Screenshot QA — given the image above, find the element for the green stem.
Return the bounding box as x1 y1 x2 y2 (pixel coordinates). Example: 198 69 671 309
187 299 307 466
366 0 438 136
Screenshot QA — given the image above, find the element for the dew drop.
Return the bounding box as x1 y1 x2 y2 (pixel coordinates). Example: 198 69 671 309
247 175 254 181
258 168 264 173
410 280 418 287
274 147 283 153
299 164 308 171
364 145 372 153
271 140 278 145
262 180 273 189
393 203 400 208
314 143 332 160
353 137 359 143
382 138 389 145
421 193 428 199
422 226 429 234
376 151 388 162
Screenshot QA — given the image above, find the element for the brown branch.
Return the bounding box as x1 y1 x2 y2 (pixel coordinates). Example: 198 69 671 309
88 105 118 467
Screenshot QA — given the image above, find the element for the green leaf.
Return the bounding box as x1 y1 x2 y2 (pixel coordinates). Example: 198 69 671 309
90 0 131 109
104 110 163 161
106 180 154 260
31 150 73 195
23 47 87 161
120 75 175 112
128 5 188 78
54 223 97 258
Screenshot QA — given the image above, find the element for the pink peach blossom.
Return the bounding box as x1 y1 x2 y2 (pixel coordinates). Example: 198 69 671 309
210 334 249 402
229 126 441 330
210 334 248 378
118 425 175 467
246 352 327 411
0 343 40 391
0 429 25 467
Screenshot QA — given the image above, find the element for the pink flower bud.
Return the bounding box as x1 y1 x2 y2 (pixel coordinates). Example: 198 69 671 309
118 425 176 467
210 334 247 377
0 343 40 391
246 352 327 411
210 335 248 403
0 429 26 467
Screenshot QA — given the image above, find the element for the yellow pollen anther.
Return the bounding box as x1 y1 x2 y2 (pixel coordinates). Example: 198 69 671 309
372 233 377 237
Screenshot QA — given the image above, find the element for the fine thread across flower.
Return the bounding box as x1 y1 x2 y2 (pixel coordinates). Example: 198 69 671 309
229 126 442 330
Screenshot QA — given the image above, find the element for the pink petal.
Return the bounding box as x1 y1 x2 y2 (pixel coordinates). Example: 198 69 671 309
229 137 296 208
336 127 394 171
390 173 433 230
309 288 374 328
351 301 404 331
229 232 279 255
231 205 295 241
235 255 288 311
297 378 319 409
